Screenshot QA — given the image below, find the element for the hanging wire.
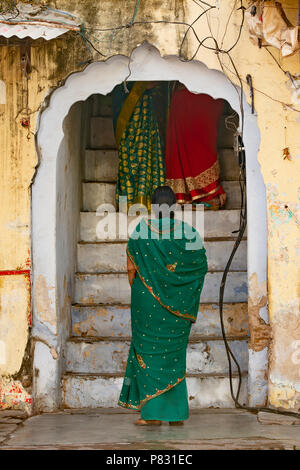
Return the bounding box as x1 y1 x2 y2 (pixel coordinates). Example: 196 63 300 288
0 0 19 20
126 0 141 27
77 0 299 112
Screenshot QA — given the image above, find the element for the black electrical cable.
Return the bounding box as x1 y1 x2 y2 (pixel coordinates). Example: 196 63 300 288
179 5 216 58
219 135 300 420
0 0 19 20
226 2 245 53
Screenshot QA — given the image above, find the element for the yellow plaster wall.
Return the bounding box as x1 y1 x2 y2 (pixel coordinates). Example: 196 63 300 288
0 0 299 410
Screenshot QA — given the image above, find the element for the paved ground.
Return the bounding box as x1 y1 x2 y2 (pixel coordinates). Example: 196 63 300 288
0 410 28 446
1 408 300 450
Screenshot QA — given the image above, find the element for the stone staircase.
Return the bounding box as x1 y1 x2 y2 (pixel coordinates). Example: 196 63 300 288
62 92 249 409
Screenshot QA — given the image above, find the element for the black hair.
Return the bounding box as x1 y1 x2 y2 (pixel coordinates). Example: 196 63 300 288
151 186 176 205
151 186 177 218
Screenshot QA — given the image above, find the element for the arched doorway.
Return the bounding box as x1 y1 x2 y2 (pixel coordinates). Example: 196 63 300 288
32 43 267 412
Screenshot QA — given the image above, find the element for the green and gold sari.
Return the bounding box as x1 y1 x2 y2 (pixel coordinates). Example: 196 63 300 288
118 217 208 421
112 82 167 211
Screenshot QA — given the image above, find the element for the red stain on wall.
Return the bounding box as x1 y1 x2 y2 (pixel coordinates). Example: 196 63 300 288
25 249 31 269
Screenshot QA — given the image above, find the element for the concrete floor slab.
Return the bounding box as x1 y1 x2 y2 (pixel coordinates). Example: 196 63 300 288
1 409 300 450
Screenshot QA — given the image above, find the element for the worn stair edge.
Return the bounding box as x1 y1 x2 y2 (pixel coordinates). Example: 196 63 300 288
71 302 247 307
77 239 247 273
75 269 247 275
74 271 248 303
82 179 243 211
67 335 249 343
79 210 248 241
71 302 249 338
62 374 249 409
74 271 248 304
65 338 248 374
64 371 248 378
78 237 247 243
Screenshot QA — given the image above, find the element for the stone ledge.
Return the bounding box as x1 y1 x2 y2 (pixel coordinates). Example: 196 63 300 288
257 411 300 426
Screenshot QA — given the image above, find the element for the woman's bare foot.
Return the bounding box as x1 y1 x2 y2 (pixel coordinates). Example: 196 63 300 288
135 418 162 426
169 421 184 425
219 193 227 208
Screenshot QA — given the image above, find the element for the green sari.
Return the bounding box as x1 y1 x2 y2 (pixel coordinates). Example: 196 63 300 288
118 217 208 421
112 82 166 211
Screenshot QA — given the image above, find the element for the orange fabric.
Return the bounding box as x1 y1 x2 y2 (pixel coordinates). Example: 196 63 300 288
127 254 136 286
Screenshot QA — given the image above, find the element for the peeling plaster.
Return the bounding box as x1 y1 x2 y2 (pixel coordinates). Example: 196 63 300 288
0 80 5 105
269 379 300 411
0 274 30 377
30 336 58 361
269 311 300 391
248 273 270 352
35 275 56 328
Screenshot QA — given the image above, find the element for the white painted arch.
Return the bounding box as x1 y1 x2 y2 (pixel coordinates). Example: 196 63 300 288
32 42 268 411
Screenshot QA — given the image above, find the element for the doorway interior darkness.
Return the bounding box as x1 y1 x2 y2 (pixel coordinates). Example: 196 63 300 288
32 43 267 412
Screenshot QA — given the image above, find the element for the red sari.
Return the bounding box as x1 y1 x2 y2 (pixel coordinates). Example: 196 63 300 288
165 89 225 204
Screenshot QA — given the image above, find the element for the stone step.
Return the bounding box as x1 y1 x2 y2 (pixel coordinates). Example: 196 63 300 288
71 303 248 338
89 116 237 151
82 182 116 212
84 148 240 185
84 150 118 182
82 180 242 212
74 272 248 305
77 240 247 273
62 373 248 409
90 117 116 149
80 210 246 242
65 338 248 375
84 148 239 183
90 93 113 117
222 181 243 209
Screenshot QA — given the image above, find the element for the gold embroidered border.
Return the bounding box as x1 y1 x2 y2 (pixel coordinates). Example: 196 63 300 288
174 186 221 204
144 217 181 234
126 246 196 322
136 354 146 370
187 160 220 191
191 185 221 200
115 81 148 148
118 375 185 411
166 178 186 194
166 160 221 194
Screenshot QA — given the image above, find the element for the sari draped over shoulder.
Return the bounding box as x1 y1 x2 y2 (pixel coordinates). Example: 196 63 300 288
112 82 167 211
118 217 208 420
165 89 225 204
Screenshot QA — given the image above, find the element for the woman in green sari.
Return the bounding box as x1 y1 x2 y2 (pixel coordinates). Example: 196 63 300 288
118 186 208 425
111 82 168 211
